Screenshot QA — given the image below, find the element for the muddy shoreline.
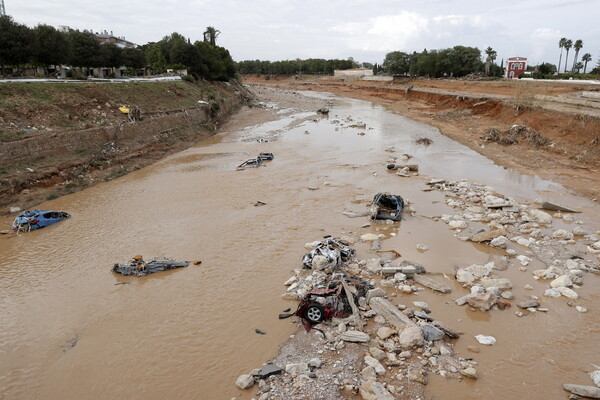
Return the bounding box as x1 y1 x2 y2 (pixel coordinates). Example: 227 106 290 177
0 80 252 213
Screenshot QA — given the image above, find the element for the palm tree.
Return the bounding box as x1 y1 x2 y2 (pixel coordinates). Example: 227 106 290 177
203 26 220 46
582 53 592 73
484 46 497 76
557 38 567 73
563 39 573 73
574 62 584 73
571 39 583 72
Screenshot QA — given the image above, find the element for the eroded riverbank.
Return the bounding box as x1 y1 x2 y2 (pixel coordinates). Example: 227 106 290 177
1 87 599 400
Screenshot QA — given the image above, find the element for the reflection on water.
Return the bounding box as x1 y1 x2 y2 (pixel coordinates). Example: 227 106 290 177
1 89 599 400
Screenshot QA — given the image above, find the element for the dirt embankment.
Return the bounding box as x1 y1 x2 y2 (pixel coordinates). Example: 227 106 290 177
0 80 253 210
243 75 600 201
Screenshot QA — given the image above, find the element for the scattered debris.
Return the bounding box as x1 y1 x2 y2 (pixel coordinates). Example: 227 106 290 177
475 335 496 345
254 201 267 207
112 255 189 276
540 201 580 213
255 329 267 335
481 125 551 147
302 237 355 270
415 137 433 146
12 210 70 233
317 108 329 115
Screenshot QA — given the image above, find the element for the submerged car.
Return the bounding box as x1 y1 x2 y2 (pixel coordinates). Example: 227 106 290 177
112 255 189 277
12 210 70 232
370 193 404 221
257 152 274 161
237 157 263 170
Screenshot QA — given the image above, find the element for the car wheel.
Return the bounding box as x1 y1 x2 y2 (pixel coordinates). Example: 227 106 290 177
304 303 325 324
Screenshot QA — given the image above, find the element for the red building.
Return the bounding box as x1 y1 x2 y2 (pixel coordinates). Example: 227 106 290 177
506 57 527 79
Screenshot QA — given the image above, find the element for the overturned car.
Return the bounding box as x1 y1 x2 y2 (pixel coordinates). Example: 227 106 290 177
112 255 189 277
12 210 70 233
370 192 404 221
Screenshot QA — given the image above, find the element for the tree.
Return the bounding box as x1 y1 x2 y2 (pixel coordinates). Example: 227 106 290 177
203 26 220 46
557 37 567 73
382 51 410 75
0 15 34 74
571 39 583 72
122 47 145 70
33 24 69 75
68 29 101 71
581 53 592 73
484 46 497 76
573 61 583 73
563 39 572 73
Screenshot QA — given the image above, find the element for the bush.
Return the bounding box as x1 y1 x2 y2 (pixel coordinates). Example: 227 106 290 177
181 74 195 83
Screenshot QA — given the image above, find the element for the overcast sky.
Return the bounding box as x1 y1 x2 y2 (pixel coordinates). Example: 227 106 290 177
7 0 600 67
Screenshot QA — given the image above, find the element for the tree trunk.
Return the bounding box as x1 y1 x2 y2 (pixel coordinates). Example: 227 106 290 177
564 51 570 73
558 50 563 73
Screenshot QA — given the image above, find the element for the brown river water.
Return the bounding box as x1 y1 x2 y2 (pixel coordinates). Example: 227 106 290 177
1 89 599 400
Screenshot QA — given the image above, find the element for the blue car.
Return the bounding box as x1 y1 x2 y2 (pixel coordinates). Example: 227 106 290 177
12 210 70 233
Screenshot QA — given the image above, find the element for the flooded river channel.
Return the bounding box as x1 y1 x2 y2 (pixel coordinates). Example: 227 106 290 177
1 88 599 400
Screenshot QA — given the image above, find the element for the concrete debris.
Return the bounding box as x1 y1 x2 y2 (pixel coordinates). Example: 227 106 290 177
541 201 580 213
563 384 600 398
413 274 452 293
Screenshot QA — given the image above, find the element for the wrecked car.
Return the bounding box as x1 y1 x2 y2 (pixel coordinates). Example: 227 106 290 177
302 237 355 270
257 152 274 161
112 255 189 276
237 157 263 170
370 193 404 221
294 274 372 329
12 210 70 233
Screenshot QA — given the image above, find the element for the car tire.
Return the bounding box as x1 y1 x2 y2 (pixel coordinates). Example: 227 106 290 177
304 303 325 324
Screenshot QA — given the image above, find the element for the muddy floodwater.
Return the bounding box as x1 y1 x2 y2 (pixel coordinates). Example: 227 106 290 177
1 88 599 400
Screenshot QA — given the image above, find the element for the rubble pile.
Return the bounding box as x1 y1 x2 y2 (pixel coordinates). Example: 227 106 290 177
481 125 551 147
425 178 600 307
235 237 480 400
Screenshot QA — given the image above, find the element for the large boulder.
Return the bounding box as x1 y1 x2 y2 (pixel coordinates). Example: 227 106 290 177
550 275 573 288
563 384 600 398
359 380 395 400
529 209 553 224
398 326 424 349
235 374 255 389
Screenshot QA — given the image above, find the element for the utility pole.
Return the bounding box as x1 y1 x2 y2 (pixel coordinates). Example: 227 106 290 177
0 0 6 16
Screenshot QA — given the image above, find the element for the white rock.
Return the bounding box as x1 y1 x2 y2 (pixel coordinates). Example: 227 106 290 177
416 243 429 251
312 255 330 270
550 275 573 288
490 236 509 249
9 206 21 213
557 286 579 300
413 301 429 308
304 241 321 250
340 331 370 343
576 306 588 313
308 358 323 368
449 220 468 229
516 255 531 266
377 327 396 340
361 233 380 241
456 269 476 285
364 355 386 375
285 362 309 375
235 374 255 389
398 326 424 349
475 335 496 345
544 288 561 298
530 209 553 224
480 278 512 289
359 380 395 400
283 276 297 286
591 241 600 250
590 370 600 388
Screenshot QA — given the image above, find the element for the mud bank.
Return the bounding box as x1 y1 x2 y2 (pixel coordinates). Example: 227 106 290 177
0 80 253 209
242 75 600 201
